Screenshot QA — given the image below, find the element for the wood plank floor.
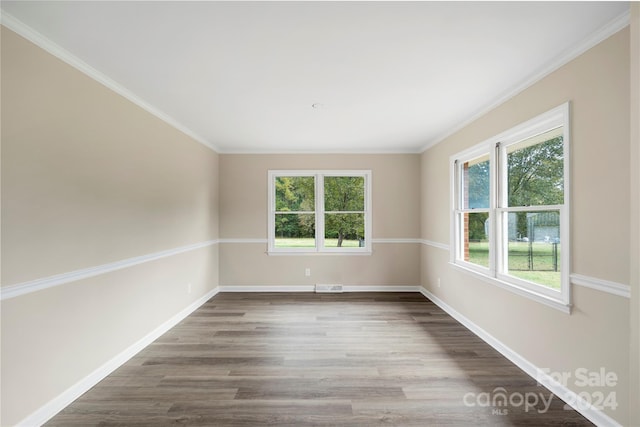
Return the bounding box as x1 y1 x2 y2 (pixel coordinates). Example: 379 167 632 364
46 292 593 426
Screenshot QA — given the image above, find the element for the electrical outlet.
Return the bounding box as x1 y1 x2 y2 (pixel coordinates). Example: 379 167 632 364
437 278 441 288
187 283 192 294
305 268 311 277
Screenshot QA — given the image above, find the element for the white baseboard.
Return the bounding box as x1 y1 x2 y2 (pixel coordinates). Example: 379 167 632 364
17 287 219 427
21 285 621 427
419 287 622 427
218 285 420 293
342 285 419 292
18 283 422 425
218 285 316 292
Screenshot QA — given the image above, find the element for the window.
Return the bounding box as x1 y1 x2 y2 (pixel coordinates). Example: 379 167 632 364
451 103 570 311
268 170 372 254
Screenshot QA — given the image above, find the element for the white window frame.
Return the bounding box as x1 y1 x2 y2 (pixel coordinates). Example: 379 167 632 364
450 103 571 313
268 170 372 255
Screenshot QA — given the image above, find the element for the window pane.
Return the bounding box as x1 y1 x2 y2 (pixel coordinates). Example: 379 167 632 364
463 154 490 209
324 176 364 212
507 128 564 207
324 213 364 248
274 213 315 247
275 176 315 212
463 211 490 268
506 210 561 290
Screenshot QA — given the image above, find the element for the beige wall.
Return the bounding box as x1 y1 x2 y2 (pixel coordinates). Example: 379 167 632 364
219 154 421 287
1 27 220 425
2 13 637 427
630 4 640 426
421 28 632 424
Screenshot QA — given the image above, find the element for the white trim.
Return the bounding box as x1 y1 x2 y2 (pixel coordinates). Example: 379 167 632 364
218 285 420 293
420 10 630 152
450 261 629 302
420 239 450 251
449 103 571 307
1 7 628 157
218 238 268 244
267 170 373 255
16 287 220 427
0 12 219 153
342 285 419 292
220 238 423 245
371 238 421 244
571 274 631 299
218 147 422 155
266 251 372 257
0 240 219 301
419 287 622 427
450 262 571 314
248 237 451 250
219 285 316 292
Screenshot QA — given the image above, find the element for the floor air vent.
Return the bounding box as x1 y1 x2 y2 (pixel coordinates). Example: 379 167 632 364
315 284 343 293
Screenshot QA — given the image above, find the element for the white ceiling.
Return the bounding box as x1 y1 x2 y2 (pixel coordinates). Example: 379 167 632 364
1 1 630 153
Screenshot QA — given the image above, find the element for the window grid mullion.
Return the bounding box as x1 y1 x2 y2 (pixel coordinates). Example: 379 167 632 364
274 211 316 214
494 142 504 277
268 170 372 254
489 143 498 277
498 205 564 213
316 174 323 251
450 102 570 309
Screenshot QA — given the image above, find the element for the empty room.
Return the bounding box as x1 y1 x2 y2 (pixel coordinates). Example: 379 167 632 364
1 1 639 426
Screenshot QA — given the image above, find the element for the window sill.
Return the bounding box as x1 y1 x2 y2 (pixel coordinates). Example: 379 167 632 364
449 262 572 314
267 250 373 256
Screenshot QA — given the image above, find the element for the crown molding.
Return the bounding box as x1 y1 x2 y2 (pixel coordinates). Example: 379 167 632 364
420 10 631 153
217 148 423 155
0 11 220 153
